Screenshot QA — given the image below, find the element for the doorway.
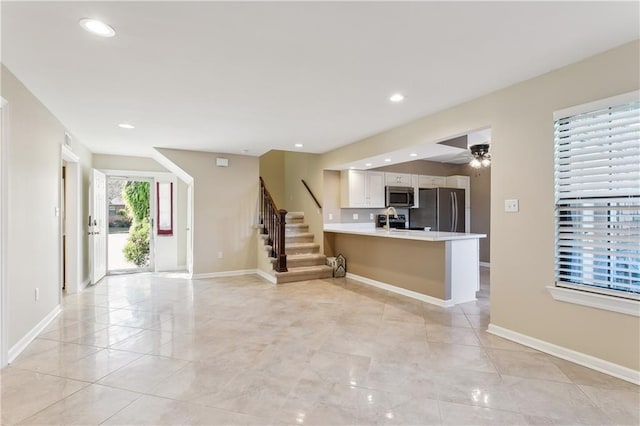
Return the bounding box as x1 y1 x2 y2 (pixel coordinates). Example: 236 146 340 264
61 145 81 293
107 177 154 273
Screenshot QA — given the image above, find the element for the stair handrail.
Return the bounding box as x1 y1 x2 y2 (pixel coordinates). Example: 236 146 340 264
259 177 287 272
301 179 322 209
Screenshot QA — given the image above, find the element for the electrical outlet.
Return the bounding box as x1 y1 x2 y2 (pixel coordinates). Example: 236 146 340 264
504 199 519 212
370 213 374 220
217 251 223 259
352 213 359 220
328 213 333 221
34 288 39 301
54 207 60 217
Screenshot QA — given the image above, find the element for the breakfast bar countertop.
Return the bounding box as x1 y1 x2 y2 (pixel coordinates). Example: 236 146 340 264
323 223 486 242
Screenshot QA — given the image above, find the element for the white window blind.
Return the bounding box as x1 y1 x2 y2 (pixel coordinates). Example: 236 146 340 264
554 95 640 299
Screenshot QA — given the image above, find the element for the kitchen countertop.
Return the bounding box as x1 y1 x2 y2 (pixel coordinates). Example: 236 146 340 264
323 223 486 242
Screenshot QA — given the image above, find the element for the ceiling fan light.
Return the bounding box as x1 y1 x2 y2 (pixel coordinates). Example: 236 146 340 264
481 158 491 167
470 158 481 168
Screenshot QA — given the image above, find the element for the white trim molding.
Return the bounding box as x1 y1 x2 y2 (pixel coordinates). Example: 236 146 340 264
346 272 455 308
191 269 258 280
487 323 640 385
256 269 277 284
547 286 640 317
0 97 8 367
479 262 490 268
8 305 62 363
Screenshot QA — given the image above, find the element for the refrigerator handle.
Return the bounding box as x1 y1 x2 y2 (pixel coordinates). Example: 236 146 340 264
450 192 454 232
456 192 460 231
453 192 458 232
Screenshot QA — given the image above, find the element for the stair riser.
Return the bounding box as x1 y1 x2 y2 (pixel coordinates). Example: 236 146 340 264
286 246 319 255
285 225 309 232
280 257 327 268
286 218 304 224
276 269 333 284
286 235 314 243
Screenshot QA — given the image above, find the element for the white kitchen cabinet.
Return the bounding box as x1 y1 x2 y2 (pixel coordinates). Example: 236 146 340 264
445 175 471 205
384 172 412 187
446 175 471 232
418 175 447 188
340 170 385 208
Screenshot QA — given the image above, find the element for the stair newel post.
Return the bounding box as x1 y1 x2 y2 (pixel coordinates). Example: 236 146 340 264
276 209 288 272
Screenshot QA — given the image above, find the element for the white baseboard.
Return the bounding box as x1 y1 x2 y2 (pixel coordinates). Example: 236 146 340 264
256 269 277 284
479 262 490 268
346 273 454 308
8 305 62 363
487 323 640 385
191 269 258 280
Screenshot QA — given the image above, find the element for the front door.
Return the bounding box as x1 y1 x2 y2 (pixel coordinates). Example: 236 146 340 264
90 169 107 284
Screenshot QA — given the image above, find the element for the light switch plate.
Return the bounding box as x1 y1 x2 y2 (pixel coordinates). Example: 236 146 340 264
328 213 333 221
505 199 519 212
352 213 359 220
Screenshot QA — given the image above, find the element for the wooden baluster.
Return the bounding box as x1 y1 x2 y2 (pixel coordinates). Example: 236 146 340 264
275 209 287 272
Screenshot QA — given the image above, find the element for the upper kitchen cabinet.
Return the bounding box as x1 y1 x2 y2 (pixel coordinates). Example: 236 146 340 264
418 175 447 188
340 170 385 208
384 172 412 187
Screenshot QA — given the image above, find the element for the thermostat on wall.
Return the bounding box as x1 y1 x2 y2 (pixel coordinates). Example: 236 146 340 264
216 157 229 167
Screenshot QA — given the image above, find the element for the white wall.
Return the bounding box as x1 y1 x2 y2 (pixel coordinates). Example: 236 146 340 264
2 66 66 348
156 148 259 276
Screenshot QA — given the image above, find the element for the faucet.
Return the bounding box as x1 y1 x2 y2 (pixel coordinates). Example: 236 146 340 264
384 206 398 231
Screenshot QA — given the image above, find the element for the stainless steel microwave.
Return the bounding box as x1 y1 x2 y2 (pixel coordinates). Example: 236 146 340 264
385 186 415 207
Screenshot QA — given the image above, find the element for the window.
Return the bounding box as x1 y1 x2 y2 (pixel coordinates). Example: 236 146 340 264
554 92 639 303
157 182 173 235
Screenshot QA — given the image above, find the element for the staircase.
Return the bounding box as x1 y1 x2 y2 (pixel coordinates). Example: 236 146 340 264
262 212 333 284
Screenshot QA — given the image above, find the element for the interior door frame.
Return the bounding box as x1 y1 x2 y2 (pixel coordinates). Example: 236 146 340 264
0 97 9 367
61 145 81 294
101 169 176 274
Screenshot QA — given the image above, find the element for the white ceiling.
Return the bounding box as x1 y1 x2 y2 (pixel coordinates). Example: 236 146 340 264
2 2 639 158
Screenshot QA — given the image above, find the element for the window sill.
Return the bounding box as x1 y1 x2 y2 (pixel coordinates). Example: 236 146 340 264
547 286 640 317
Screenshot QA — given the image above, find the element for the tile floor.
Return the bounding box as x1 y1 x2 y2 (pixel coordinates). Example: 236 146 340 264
1 269 638 425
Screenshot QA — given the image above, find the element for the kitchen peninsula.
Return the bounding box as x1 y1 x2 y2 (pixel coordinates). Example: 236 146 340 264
324 223 486 306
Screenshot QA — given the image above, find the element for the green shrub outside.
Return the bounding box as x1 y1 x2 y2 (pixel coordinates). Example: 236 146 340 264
122 181 150 267
123 219 150 266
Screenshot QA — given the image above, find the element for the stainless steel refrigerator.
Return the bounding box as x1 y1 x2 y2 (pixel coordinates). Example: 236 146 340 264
409 188 466 232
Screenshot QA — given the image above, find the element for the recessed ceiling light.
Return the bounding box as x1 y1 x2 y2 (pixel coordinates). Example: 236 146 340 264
349 166 355 170
365 163 372 167
389 93 405 103
294 143 303 148
79 18 116 37
409 153 418 157
118 123 135 129
384 158 392 162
